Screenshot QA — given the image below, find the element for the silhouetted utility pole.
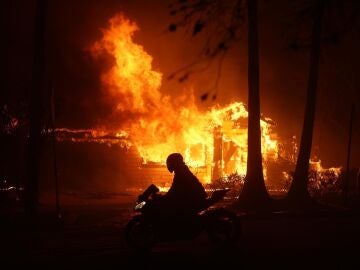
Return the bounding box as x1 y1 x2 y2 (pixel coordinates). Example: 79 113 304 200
343 104 356 206
26 0 47 219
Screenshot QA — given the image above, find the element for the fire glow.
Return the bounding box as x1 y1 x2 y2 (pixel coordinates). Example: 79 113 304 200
90 13 279 184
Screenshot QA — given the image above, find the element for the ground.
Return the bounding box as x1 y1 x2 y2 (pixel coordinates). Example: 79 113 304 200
2 192 360 269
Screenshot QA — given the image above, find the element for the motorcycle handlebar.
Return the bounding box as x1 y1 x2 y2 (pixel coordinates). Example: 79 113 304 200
138 184 160 202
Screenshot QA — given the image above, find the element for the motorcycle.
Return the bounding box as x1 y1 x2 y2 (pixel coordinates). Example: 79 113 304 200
125 184 240 251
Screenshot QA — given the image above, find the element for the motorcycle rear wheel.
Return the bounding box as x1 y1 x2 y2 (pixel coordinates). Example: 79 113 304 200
206 208 240 247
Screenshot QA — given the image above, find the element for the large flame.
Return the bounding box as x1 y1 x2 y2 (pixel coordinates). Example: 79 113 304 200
91 13 279 184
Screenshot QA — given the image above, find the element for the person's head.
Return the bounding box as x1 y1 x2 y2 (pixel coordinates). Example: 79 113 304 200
166 153 185 173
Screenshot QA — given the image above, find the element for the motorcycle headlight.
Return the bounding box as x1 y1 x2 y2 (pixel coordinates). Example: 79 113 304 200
134 201 146 210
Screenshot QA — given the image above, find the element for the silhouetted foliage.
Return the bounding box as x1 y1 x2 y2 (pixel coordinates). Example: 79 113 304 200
200 92 209 101
192 20 204 35
288 0 360 51
206 173 245 200
167 0 245 100
168 23 177 32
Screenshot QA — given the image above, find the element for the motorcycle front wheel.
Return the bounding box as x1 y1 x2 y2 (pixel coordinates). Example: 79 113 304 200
206 208 240 247
125 216 155 252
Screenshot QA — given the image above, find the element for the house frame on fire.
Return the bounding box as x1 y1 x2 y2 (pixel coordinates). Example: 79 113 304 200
138 115 282 189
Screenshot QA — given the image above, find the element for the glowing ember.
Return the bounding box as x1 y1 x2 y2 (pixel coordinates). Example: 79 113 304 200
90 13 279 184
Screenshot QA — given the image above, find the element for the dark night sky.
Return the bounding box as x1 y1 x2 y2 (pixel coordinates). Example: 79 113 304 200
2 0 360 170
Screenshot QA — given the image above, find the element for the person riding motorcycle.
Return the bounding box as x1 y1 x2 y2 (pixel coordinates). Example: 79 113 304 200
144 153 207 217
126 153 239 250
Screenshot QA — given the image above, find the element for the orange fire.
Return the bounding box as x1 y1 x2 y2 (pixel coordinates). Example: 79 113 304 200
309 159 342 177
90 13 279 184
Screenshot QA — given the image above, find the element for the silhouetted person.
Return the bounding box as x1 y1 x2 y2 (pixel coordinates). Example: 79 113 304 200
145 153 207 218
164 153 207 213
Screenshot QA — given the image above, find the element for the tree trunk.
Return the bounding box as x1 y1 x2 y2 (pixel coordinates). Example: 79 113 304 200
286 1 325 206
343 104 356 206
25 0 47 219
237 0 269 210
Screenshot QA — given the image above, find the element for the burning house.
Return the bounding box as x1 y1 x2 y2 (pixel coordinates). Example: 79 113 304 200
53 13 283 191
